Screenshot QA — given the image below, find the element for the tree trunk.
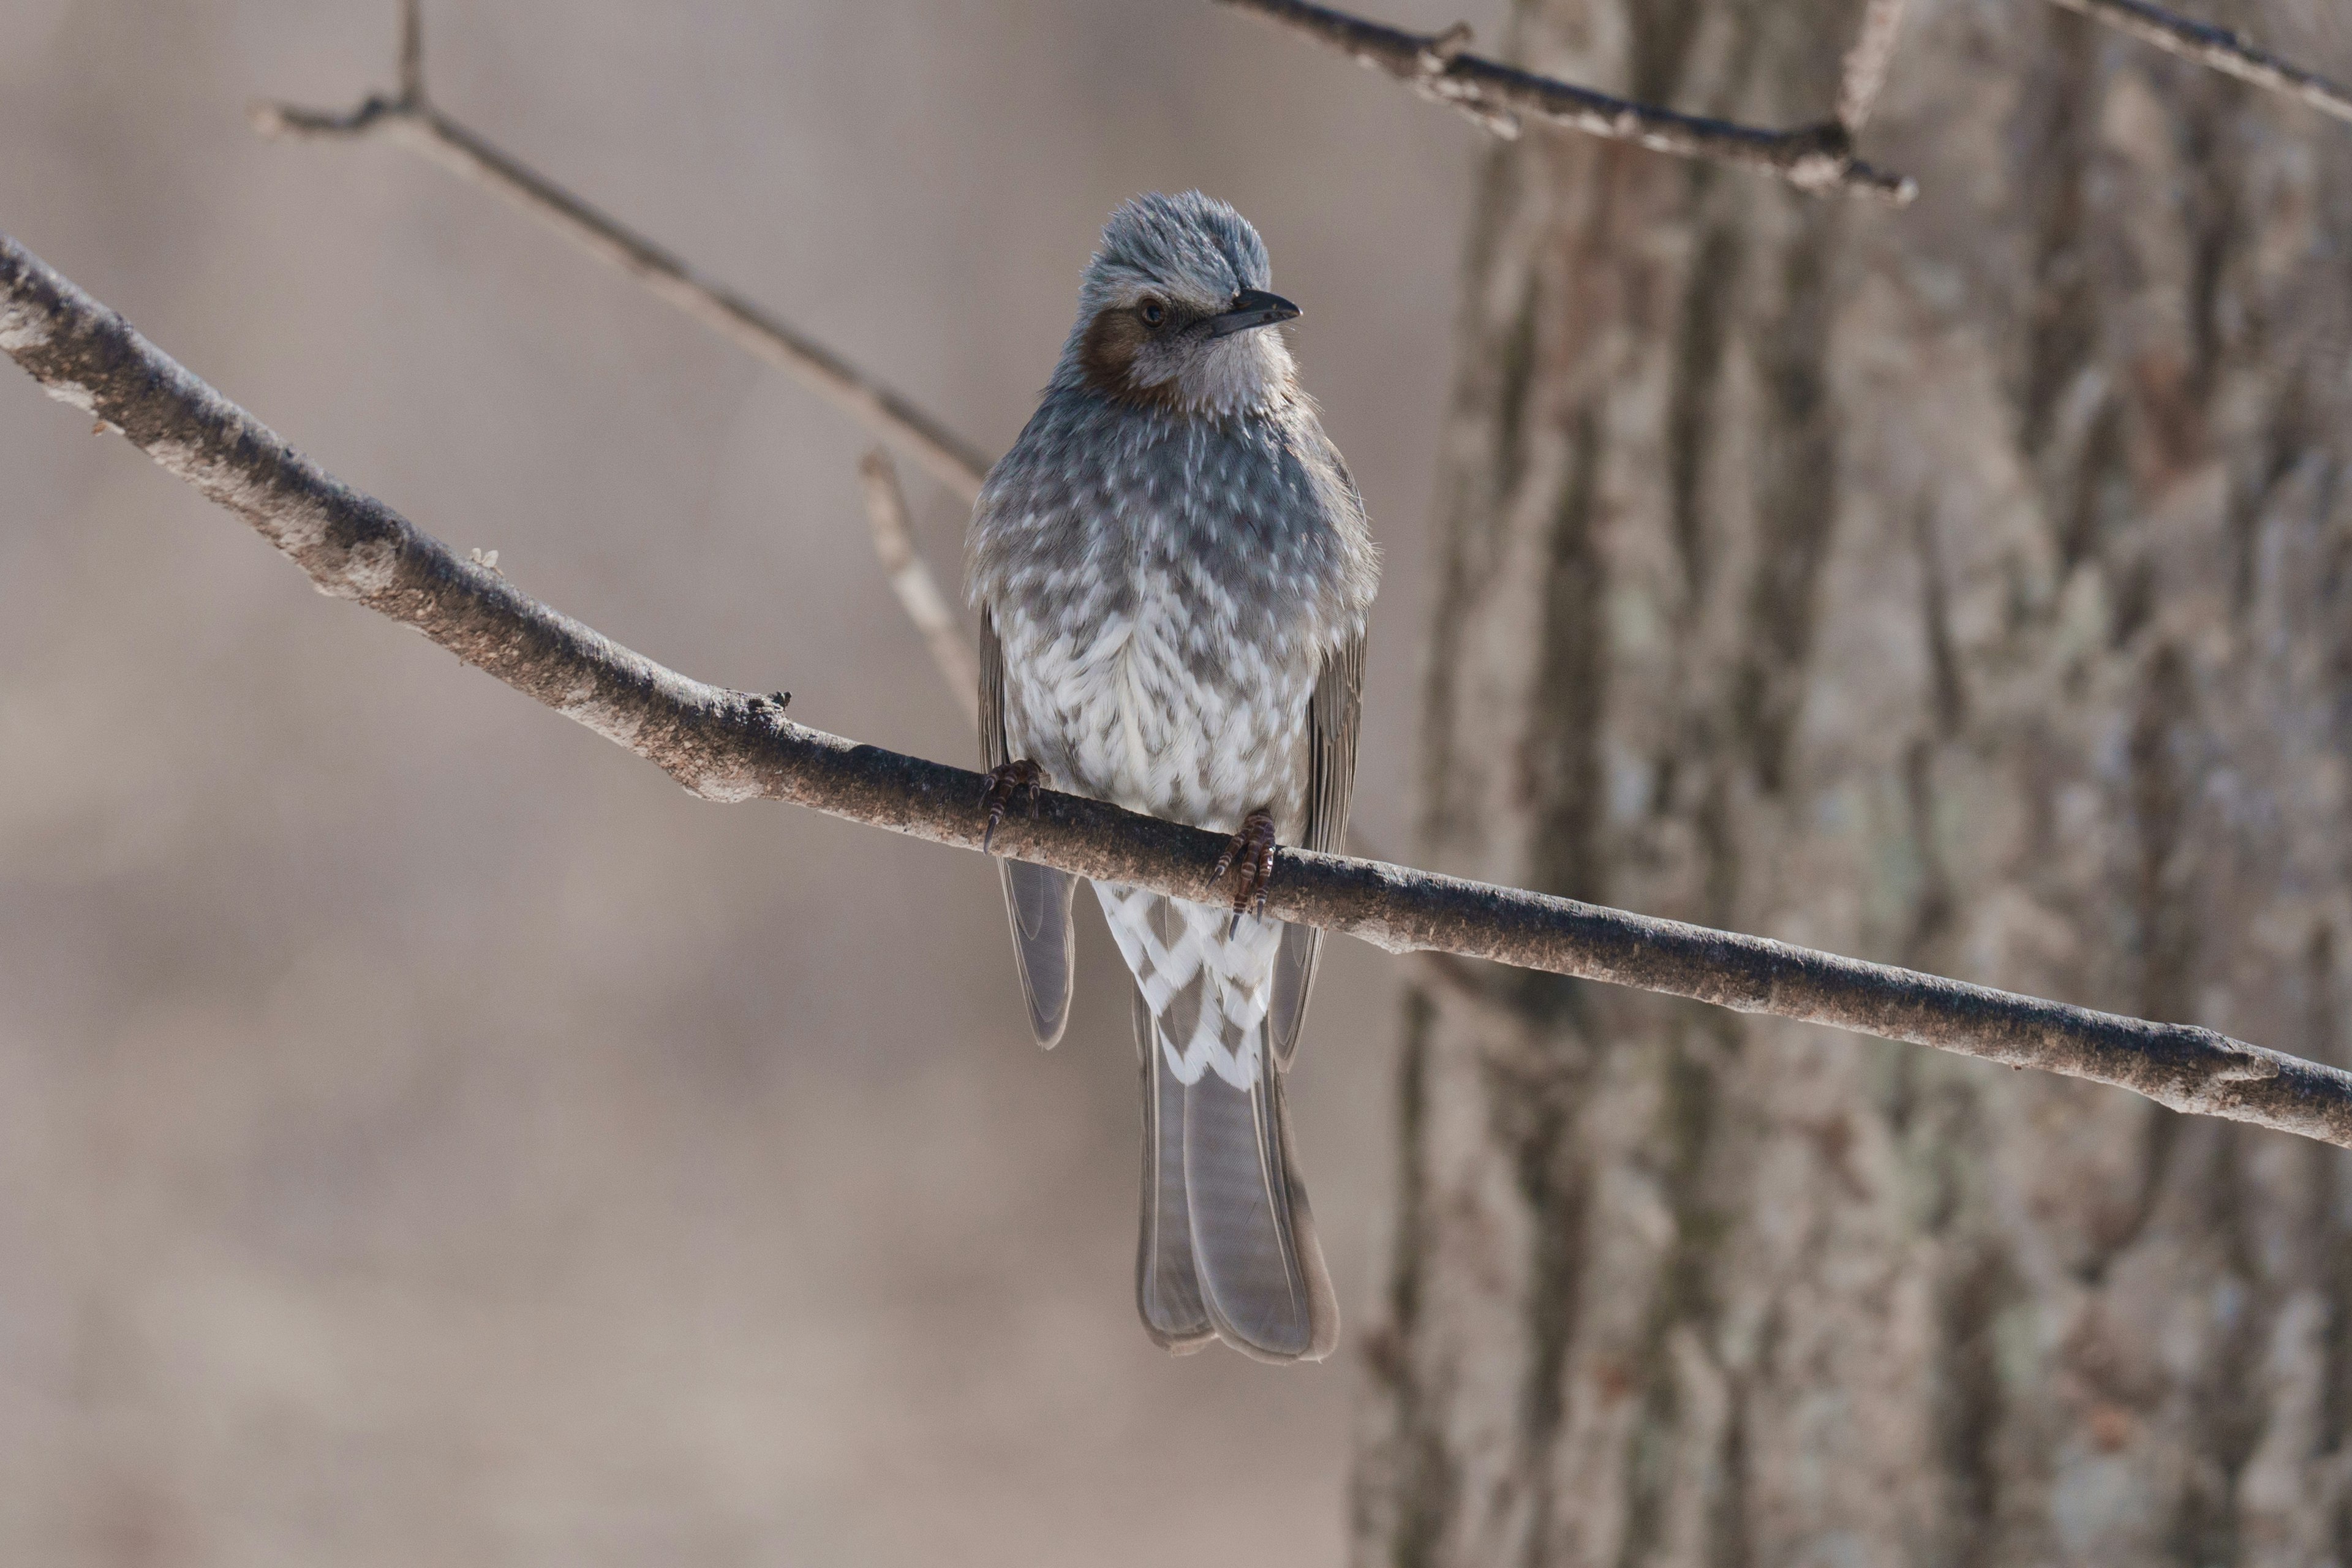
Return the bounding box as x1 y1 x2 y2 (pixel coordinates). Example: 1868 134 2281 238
1351 1 2352 1562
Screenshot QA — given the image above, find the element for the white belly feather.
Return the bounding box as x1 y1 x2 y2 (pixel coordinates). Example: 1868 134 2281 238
994 566 1314 835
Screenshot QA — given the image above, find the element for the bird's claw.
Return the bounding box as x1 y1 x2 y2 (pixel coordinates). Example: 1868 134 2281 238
981 759 1046 852
1212 810 1280 933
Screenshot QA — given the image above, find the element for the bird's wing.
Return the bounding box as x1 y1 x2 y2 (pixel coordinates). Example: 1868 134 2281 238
981 607 1078 1047
1268 627 1366 1069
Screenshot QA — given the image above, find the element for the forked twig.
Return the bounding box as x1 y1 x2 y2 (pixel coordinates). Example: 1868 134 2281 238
253 1 994 716
249 0 993 500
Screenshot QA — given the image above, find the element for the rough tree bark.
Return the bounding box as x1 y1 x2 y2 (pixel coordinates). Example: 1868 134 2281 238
1353 0 2352 1562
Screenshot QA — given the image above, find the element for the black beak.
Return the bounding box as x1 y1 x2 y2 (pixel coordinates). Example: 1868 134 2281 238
1202 287 1301 338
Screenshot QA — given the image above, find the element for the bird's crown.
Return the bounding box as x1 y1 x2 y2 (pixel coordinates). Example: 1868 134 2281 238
1081 191 1271 316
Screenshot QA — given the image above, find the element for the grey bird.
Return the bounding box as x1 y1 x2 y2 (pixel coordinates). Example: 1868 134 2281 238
966 192 1378 1362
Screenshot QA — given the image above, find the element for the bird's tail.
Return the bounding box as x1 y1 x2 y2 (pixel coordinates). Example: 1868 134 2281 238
1097 884 1338 1362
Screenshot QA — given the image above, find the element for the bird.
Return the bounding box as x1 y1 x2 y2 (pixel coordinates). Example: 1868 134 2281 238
965 192 1378 1362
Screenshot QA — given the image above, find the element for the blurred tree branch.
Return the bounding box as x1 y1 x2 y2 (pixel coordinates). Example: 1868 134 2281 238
11 228 2352 1152
859 448 978 722
252 0 994 718
1219 0 2352 200
1837 0 1909 134
1216 0 1920 202
2052 0 2352 124
248 0 993 503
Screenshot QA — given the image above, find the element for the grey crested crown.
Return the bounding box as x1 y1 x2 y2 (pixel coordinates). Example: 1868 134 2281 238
1077 191 1273 317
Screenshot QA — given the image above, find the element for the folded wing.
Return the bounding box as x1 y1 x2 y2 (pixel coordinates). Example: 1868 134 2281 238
981 609 1078 1046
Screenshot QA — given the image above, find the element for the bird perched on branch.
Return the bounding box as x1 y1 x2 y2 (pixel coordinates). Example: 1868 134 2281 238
967 192 1378 1362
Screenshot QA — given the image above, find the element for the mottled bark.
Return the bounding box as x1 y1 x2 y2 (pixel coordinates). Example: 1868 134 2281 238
1357 0 2352 1562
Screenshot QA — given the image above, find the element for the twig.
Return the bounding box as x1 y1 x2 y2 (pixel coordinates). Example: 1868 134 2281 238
1838 0 1909 134
10 229 2352 1150
247 1 992 501
1215 0 1918 204
858 448 977 718
396 0 423 104
2049 0 2352 124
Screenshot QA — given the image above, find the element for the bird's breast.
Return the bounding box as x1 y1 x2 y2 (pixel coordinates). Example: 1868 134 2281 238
996 565 1315 835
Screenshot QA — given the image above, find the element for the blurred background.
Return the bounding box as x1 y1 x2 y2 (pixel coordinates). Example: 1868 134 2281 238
0 2 1502 1562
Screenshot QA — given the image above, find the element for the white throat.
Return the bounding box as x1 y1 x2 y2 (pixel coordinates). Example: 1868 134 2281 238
1172 330 1295 418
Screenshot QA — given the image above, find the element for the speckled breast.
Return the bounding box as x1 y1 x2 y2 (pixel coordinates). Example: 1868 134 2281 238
970 388 1368 836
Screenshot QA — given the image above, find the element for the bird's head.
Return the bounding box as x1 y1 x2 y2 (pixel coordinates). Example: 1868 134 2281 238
1065 191 1300 419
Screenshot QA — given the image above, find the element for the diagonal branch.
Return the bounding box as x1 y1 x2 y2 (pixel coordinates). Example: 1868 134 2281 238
1215 0 1918 203
248 0 993 502
859 447 978 719
1838 0 1909 134
2049 0 2352 124
396 0 423 104
254 0 989 724
10 228 2352 1150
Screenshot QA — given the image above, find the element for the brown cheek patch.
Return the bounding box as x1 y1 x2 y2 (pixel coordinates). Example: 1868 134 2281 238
1078 310 1182 412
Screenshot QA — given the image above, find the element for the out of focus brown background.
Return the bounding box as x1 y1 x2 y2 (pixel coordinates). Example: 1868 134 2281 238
0 2 1500 1561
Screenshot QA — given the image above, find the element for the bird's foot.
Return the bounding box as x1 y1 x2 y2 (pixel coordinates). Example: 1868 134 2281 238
980 759 1046 852
1212 809 1280 933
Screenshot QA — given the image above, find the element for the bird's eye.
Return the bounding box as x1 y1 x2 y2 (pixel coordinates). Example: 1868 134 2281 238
1139 298 1166 326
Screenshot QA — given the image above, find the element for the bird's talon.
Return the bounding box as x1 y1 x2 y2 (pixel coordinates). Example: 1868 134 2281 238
1215 810 1281 930
981 759 1046 852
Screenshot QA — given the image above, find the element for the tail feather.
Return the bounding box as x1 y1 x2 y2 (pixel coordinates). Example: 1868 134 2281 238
1183 1063 1335 1359
1101 885 1338 1363
1134 989 1213 1351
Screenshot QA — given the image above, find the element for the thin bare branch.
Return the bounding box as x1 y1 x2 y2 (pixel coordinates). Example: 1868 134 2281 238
858 447 978 719
249 70 993 502
255 7 993 753
1216 0 1918 204
1838 0 1909 134
11 227 2351 1150
2049 0 2352 123
397 0 423 105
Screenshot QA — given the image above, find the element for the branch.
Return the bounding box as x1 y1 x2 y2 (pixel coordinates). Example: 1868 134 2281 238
10 230 2351 1152
247 0 992 502
858 447 978 719
2049 0 2352 124
1838 0 1909 134
1215 0 1918 204
396 0 423 104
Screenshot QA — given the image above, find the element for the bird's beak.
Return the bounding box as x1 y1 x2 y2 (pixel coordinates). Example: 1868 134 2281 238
1202 288 1301 338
